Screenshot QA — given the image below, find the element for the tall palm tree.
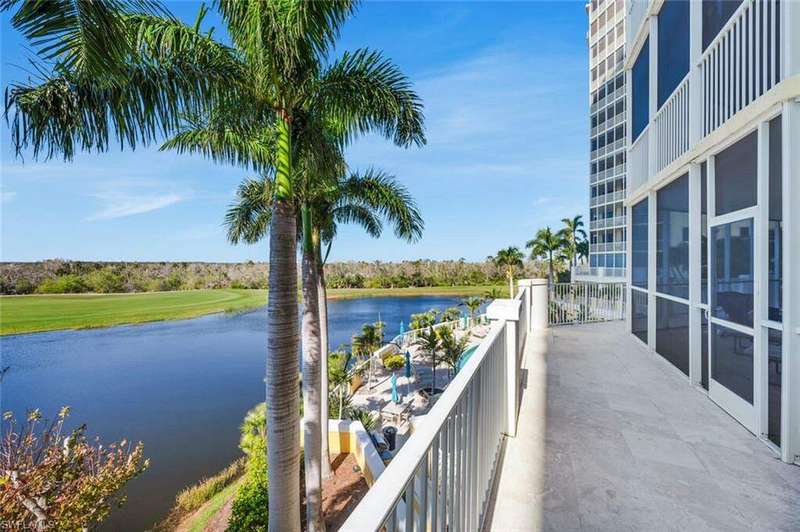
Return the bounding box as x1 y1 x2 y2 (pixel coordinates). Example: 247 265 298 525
162 4 424 530
488 247 524 298
225 169 423 480
527 227 567 285
561 215 587 268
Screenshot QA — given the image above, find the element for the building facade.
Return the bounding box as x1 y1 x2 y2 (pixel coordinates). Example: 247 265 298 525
578 0 628 282
624 0 800 463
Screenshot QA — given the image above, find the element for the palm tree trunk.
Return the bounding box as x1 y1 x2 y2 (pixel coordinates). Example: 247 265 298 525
266 200 301 532
267 116 301 532
301 211 324 532
318 247 333 480
548 252 554 285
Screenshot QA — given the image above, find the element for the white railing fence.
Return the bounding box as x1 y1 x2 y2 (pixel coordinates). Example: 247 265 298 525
701 0 783 137
629 126 649 191
654 74 690 173
340 281 542 531
549 282 626 326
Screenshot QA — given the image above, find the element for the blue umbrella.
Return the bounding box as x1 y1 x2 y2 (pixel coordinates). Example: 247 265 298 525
391 373 400 404
400 321 405 335
404 350 412 379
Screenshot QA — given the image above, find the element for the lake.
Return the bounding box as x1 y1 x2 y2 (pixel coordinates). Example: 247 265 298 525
1 295 466 530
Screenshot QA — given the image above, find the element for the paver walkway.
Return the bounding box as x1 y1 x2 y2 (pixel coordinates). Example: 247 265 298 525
487 321 800 531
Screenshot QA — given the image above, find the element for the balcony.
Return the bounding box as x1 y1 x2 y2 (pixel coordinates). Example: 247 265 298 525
340 292 800 530
591 215 625 230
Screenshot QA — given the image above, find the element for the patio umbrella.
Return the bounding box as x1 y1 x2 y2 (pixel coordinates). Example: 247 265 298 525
404 350 412 395
391 372 400 404
399 321 405 347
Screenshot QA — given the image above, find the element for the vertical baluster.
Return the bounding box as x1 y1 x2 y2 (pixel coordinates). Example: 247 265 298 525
418 448 428 532
447 413 455 529
770 0 776 86
387 506 397 532
404 477 414 532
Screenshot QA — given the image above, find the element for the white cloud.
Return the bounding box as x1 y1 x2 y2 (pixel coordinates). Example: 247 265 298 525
1 190 16 203
87 193 184 221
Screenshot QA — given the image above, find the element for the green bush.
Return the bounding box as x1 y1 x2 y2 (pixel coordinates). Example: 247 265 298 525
36 274 88 294
440 306 462 323
228 403 268 531
383 354 406 371
85 268 125 293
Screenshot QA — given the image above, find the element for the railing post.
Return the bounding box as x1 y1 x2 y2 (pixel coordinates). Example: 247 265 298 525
528 278 549 332
486 297 522 437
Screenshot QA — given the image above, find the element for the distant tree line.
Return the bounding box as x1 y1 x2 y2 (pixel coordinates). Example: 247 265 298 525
0 259 549 295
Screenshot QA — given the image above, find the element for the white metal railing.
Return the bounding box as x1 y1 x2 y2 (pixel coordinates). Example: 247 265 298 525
341 321 508 531
701 0 783 137
629 126 649 191
654 75 690 173
549 282 626 325
341 285 534 531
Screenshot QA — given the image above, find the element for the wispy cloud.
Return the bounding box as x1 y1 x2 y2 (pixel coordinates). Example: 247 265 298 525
87 193 184 221
1 184 17 203
86 178 189 221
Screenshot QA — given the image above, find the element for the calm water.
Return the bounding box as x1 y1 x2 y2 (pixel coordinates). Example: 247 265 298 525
1 295 463 530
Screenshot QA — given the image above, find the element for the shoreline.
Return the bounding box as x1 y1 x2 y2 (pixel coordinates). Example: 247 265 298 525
0 286 503 336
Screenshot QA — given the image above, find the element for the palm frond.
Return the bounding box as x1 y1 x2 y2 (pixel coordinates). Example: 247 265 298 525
331 204 383 239
314 48 426 148
225 176 274 244
336 168 423 242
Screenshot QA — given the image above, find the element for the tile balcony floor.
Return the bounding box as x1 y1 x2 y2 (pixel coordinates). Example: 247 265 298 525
486 321 800 532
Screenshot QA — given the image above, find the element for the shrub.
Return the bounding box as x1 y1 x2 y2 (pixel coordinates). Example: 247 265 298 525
383 354 406 371
85 268 125 293
410 309 439 330
228 403 268 531
0 408 148 530
348 408 377 431
174 457 246 513
36 274 88 294
440 306 462 323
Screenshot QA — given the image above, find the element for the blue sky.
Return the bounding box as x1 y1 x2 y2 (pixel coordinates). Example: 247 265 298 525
0 1 590 263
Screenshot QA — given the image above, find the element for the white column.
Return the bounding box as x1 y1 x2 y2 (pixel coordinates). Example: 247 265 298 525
527 278 549 332
688 163 702 386
647 15 658 181
781 101 800 464
755 121 769 440
688 0 703 145
648 189 657 351
486 298 522 438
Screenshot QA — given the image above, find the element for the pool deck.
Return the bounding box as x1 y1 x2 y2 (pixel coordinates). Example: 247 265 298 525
486 321 800 531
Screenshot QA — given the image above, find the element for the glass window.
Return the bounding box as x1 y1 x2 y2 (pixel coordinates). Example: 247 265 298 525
703 0 743 51
632 38 650 141
657 174 689 299
657 0 690 108
711 219 754 328
768 116 782 322
715 131 757 216
632 289 648 344
656 297 690 376
768 328 782 446
711 323 753 404
632 199 649 289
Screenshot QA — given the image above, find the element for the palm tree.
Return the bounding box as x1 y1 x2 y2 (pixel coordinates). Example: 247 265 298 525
483 287 504 300
225 172 422 500
460 296 484 324
437 326 471 376
161 4 425 530
527 227 567 285
561 215 587 269
351 321 384 359
576 240 590 263
413 327 441 394
488 247 524 298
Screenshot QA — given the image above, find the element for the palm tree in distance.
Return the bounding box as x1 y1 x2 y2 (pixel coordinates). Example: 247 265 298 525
413 327 441 394
225 170 423 478
460 296 484 324
561 215 587 269
527 227 567 285
488 247 524 298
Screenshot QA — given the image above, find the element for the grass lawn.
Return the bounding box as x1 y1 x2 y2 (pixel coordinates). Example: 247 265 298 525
0 285 504 336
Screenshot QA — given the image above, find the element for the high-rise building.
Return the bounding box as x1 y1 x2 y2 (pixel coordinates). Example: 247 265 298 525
625 0 799 463
576 0 628 283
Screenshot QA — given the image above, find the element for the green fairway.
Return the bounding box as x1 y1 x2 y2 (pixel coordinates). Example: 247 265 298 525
0 285 504 336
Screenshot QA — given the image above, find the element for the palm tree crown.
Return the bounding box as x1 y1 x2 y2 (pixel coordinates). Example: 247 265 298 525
488 246 524 298
526 227 567 284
